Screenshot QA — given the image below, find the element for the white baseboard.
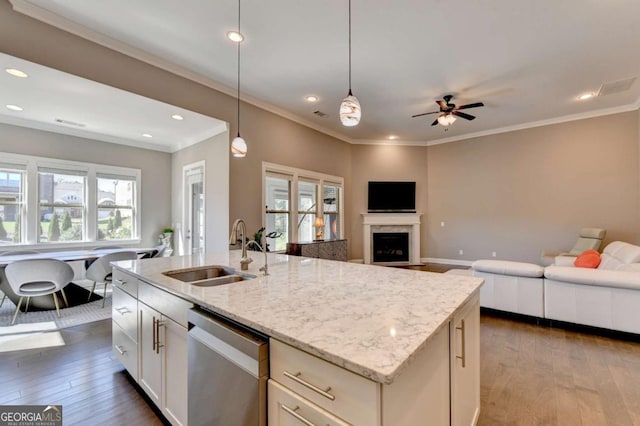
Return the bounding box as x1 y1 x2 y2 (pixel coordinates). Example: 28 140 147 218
421 257 473 267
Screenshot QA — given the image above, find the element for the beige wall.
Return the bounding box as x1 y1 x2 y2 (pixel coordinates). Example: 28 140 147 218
171 132 229 254
0 1 352 247
349 145 428 260
426 111 640 263
0 122 172 247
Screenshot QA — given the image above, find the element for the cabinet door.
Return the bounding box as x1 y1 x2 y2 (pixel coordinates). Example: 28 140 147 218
162 316 188 426
138 302 162 407
268 380 349 426
450 295 480 426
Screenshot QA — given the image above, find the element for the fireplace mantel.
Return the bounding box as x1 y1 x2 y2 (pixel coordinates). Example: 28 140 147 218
362 213 422 265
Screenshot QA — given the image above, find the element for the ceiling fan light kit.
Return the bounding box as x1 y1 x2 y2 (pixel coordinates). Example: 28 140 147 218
230 0 247 158
437 114 457 126
412 94 484 127
339 0 361 127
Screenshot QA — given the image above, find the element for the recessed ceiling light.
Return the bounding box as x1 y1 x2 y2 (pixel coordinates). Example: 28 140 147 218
305 95 319 102
142 133 153 138
227 31 244 43
5 68 28 78
171 114 184 121
6 104 23 111
578 92 595 101
387 135 398 140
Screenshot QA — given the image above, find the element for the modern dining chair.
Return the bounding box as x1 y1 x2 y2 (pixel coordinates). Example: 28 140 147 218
86 251 137 308
5 258 74 325
0 250 41 308
84 246 124 270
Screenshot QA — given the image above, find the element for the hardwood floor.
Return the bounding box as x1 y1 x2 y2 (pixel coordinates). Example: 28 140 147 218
2 314 639 425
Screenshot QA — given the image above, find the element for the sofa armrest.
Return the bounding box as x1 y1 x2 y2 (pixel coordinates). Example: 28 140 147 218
544 266 640 290
553 255 576 267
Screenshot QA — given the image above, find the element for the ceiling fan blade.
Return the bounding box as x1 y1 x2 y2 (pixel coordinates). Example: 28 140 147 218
411 111 440 118
456 102 484 110
431 119 439 126
452 111 476 120
436 100 448 110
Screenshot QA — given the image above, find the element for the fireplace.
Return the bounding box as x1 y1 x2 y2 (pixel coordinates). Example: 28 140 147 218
372 232 409 263
362 213 422 264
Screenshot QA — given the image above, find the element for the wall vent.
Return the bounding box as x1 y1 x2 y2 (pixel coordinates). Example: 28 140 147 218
55 118 86 127
313 110 328 118
597 77 636 97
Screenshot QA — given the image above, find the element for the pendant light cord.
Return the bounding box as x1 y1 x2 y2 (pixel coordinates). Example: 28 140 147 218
348 0 352 95
237 0 241 137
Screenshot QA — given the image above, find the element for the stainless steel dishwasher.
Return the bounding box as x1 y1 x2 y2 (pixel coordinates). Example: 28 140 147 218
188 307 268 426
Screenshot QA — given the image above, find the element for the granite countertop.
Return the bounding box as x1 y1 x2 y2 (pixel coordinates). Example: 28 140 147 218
113 251 483 384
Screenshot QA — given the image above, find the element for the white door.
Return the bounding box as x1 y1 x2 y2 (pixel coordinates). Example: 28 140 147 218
183 162 205 255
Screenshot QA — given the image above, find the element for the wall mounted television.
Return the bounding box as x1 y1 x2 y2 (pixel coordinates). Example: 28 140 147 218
367 181 416 213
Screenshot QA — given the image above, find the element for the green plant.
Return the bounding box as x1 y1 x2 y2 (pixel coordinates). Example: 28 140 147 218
48 211 61 242
107 217 115 234
13 214 21 243
0 217 7 239
114 209 122 227
61 210 72 231
163 227 174 234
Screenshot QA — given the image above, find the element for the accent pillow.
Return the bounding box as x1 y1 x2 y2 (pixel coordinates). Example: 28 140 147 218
574 249 601 268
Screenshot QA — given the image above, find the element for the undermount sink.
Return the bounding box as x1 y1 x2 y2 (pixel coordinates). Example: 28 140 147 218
163 265 235 282
163 265 255 287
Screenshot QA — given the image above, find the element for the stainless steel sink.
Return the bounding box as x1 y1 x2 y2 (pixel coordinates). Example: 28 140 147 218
163 265 235 282
189 275 249 287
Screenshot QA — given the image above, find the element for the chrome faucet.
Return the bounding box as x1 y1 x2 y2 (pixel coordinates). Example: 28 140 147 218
247 238 269 276
229 218 253 271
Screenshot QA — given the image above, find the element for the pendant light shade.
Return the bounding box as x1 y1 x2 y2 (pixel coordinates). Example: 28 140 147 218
231 0 247 158
340 92 361 127
437 114 457 126
231 136 247 157
340 0 361 127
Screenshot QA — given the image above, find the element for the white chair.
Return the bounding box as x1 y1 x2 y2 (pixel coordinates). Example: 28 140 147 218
5 258 74 325
0 250 40 308
86 251 137 308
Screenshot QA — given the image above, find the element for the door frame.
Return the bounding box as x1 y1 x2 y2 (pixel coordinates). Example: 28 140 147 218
182 160 205 256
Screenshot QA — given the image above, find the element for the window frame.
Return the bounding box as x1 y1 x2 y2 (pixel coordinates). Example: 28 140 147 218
262 162 344 251
0 163 27 244
0 152 141 249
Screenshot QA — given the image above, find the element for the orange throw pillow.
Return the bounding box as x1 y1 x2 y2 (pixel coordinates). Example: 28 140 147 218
574 250 601 268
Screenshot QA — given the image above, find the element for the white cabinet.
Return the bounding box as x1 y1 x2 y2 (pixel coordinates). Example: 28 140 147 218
270 292 480 426
138 280 191 426
450 296 481 426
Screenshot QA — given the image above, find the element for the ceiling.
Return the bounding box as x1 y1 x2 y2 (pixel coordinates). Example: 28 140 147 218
0 52 227 152
8 0 640 145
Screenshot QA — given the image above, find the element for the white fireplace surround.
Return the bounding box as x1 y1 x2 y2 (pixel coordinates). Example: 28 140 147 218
362 213 422 264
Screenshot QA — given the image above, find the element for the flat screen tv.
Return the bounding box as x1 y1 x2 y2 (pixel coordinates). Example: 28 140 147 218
368 181 416 213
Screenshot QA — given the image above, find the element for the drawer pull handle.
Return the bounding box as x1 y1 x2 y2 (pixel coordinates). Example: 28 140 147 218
283 371 335 401
281 404 316 426
114 345 126 355
456 319 466 368
115 307 129 315
114 279 127 285
154 317 165 354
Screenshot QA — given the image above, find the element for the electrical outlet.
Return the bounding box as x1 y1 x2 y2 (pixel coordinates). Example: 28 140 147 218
492 251 497 257
440 221 445 227
458 249 463 255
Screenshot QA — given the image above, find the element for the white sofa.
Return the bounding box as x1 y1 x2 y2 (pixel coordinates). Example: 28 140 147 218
544 241 640 334
472 241 640 334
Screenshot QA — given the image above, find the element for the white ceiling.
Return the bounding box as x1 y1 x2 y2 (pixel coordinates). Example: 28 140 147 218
8 0 640 145
0 52 227 152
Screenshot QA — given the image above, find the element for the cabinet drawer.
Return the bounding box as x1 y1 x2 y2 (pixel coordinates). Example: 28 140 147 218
270 339 380 425
112 268 138 298
113 321 138 381
138 280 193 328
268 380 349 426
112 286 138 342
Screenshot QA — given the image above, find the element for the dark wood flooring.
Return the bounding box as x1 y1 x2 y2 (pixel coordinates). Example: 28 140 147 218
2 303 640 425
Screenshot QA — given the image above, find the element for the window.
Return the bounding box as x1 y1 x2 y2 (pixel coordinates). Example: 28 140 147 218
0 163 26 245
263 162 344 251
97 174 136 241
38 168 87 242
0 152 140 247
265 174 291 251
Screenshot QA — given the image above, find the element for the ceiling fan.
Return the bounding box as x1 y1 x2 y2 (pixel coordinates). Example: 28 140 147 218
412 95 484 126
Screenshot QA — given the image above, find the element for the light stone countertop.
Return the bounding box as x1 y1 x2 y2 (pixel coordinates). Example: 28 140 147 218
113 251 483 384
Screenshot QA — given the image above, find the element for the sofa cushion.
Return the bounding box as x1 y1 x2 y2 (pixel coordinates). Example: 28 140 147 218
599 241 640 270
544 265 640 290
574 250 601 268
472 260 544 278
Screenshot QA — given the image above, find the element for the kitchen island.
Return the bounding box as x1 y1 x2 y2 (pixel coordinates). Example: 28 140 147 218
112 251 483 425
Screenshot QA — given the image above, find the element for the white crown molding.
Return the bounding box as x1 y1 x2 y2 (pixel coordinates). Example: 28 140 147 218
172 122 229 152
10 0 355 146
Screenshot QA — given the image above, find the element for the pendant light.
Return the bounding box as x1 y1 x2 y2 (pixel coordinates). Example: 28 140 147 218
339 0 361 127
230 0 247 158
